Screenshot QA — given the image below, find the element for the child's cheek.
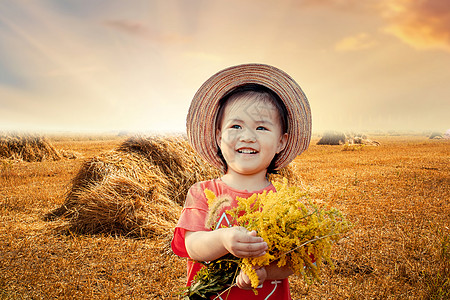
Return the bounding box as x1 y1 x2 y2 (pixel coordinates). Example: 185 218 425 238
222 130 239 144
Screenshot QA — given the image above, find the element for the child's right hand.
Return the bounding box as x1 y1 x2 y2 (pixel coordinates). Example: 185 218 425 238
220 227 268 258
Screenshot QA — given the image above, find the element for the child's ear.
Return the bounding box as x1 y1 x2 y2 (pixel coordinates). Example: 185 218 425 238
277 133 288 154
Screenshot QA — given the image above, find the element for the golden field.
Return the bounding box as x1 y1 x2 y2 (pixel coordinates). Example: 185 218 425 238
1 134 449 299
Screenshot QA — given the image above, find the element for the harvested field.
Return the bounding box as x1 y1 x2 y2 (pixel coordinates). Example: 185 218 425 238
0 134 449 299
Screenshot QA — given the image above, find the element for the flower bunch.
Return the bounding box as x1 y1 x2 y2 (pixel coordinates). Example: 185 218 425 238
226 178 350 288
182 178 350 297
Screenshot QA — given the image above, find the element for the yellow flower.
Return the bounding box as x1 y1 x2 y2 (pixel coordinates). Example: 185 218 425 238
205 178 351 289
204 188 217 208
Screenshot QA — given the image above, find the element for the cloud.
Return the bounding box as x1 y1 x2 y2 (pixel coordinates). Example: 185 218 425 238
380 0 450 51
300 0 450 52
335 33 377 51
104 19 189 44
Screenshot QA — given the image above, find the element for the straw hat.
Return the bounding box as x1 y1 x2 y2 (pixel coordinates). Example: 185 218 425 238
186 63 311 171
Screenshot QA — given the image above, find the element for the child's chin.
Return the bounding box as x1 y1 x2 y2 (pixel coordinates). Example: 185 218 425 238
234 166 265 175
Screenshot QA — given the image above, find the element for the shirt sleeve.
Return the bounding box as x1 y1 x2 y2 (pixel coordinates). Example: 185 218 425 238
171 182 210 257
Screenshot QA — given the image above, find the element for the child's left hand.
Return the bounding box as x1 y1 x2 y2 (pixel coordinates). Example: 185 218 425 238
235 266 267 289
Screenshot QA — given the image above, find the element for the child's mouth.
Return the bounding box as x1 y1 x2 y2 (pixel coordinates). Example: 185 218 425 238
237 149 257 154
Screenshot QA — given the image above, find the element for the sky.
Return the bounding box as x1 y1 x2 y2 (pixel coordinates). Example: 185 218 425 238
0 0 449 134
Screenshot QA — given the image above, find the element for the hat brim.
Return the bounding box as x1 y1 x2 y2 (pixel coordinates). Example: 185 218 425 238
187 63 311 171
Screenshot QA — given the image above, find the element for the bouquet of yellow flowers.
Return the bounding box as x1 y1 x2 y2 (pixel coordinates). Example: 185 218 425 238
180 179 350 298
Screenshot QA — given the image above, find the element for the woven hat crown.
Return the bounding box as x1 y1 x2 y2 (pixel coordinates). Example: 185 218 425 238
187 63 311 171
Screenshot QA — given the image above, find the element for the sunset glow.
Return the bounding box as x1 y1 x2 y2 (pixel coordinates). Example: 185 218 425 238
0 0 449 133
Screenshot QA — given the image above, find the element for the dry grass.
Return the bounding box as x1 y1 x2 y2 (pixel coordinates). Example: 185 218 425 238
1 134 449 299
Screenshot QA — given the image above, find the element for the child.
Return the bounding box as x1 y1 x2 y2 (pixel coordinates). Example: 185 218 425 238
171 63 311 299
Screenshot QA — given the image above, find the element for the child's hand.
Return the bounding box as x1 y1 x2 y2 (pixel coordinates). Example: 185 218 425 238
221 227 268 258
236 266 267 289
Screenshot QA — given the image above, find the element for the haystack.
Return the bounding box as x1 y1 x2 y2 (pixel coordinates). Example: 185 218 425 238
117 136 221 206
46 136 212 238
46 149 176 237
429 132 443 139
317 131 346 145
317 131 380 146
0 134 62 162
46 135 300 238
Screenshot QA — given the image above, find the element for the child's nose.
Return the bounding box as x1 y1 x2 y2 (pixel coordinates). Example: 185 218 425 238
240 128 256 142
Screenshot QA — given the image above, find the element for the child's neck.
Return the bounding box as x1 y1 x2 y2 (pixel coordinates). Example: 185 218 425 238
220 171 270 192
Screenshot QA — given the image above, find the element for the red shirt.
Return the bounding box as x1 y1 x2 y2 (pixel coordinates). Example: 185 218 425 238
171 179 291 299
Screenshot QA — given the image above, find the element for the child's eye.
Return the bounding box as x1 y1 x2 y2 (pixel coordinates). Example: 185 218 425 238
231 125 241 129
256 126 268 131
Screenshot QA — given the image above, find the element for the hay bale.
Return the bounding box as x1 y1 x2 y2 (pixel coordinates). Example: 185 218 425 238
0 134 62 162
118 136 221 206
46 135 300 238
46 136 220 237
49 149 168 215
429 132 443 139
316 131 380 146
65 174 180 238
317 131 346 145
46 148 177 238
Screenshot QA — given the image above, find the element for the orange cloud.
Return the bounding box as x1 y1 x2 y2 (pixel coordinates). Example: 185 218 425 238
335 33 377 51
380 0 450 51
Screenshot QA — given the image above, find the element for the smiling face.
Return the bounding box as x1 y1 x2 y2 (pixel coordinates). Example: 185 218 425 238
216 91 288 179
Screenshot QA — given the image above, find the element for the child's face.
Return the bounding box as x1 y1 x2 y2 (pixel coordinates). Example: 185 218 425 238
216 95 288 177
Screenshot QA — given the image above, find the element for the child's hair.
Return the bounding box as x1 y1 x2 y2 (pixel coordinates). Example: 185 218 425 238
215 83 288 174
